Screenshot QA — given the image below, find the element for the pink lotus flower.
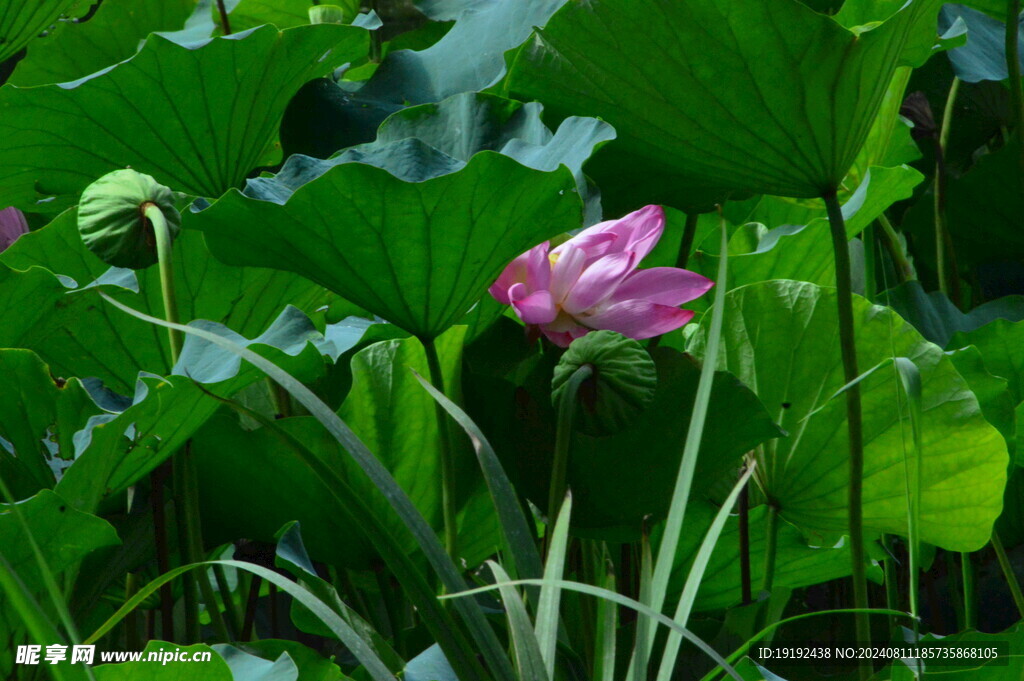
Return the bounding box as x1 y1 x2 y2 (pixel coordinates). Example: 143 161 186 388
489 205 713 347
0 207 28 253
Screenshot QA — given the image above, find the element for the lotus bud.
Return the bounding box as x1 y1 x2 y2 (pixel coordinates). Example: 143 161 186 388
77 169 181 269
0 207 29 253
552 330 657 436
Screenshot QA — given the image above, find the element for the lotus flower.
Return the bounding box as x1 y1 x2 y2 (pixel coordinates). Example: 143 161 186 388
489 205 713 347
0 207 28 253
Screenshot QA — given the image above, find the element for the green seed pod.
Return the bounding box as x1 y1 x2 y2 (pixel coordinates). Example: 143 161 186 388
552 330 657 436
77 169 181 269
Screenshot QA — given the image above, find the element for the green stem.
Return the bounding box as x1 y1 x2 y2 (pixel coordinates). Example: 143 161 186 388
547 364 594 526
882 536 899 634
213 564 242 639
183 447 231 642
933 77 959 299
173 460 200 642
961 551 975 629
824 191 870 676
675 212 700 270
875 214 914 283
423 338 459 563
992 530 1024 619
145 204 183 365
760 504 780 594
215 0 232 35
1008 0 1024 191
863 224 876 303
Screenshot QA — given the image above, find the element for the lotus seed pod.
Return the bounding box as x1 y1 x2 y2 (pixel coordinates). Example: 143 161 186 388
77 169 181 269
552 330 657 436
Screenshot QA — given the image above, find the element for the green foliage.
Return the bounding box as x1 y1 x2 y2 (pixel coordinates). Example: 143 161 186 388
688 280 1008 551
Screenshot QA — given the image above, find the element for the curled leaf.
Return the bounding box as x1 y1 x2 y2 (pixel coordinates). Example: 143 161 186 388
552 330 657 436
77 169 180 269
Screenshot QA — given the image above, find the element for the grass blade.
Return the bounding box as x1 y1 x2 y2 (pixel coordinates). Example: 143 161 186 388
488 561 550 681
536 493 572 679
98 293 512 681
205 392 481 676
0 553 92 681
594 554 618 681
85 560 396 680
656 464 757 681
634 212 731 672
443 577 745 681
413 371 544 585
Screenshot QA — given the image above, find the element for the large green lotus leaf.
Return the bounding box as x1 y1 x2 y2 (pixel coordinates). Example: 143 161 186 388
356 0 569 105
687 280 1008 551
0 490 120 678
0 24 367 211
0 210 328 393
0 350 99 501
508 0 942 210
669 503 852 612
194 329 468 569
0 0 86 63
8 0 195 87
95 643 232 681
193 153 581 339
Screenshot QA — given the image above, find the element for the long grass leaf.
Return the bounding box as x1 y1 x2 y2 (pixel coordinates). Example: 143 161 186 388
594 557 618 681
488 562 550 681
536 493 572 679
413 371 544 585
634 213 731 672
443 578 745 681
0 553 92 681
656 464 757 681
85 560 396 681
98 293 512 681
203 391 481 675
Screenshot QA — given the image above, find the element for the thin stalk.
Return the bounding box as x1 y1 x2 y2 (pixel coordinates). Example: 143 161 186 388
1008 1 1024 190
760 505 780 594
862 225 877 303
823 191 871 675
241 575 261 641
213 564 242 638
547 364 594 527
992 531 1024 619
125 573 142 649
738 476 752 605
216 0 233 35
882 536 899 633
422 338 459 563
173 459 200 641
875 214 914 283
145 204 182 365
933 77 961 302
151 463 174 638
675 212 700 270
961 551 975 629
183 446 231 642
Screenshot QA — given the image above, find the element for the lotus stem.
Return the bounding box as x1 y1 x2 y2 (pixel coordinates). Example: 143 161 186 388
992 530 1024 619
961 551 975 629
875 214 913 283
145 204 183 365
216 0 233 35
760 504 779 594
824 191 870 676
548 364 594 530
739 475 752 605
934 77 960 302
675 212 700 270
423 338 460 562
